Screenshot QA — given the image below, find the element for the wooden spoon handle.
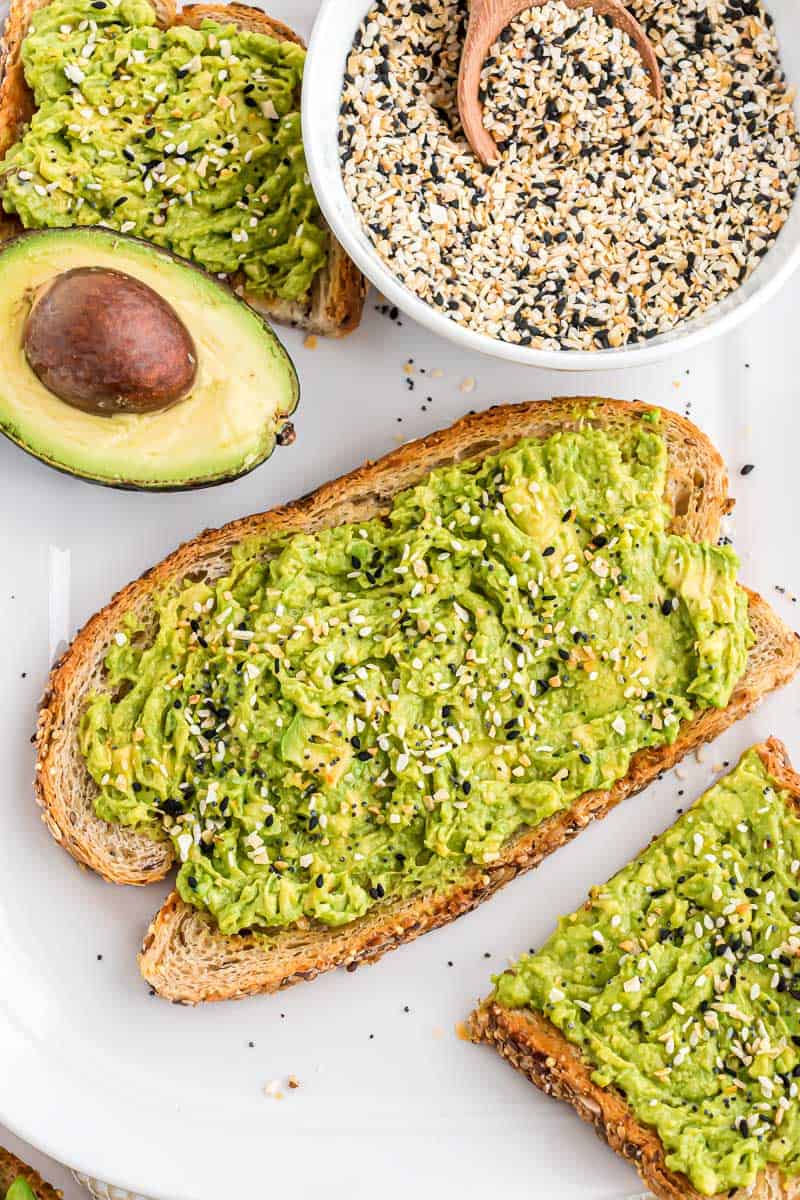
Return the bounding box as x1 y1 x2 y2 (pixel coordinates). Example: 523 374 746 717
458 0 663 166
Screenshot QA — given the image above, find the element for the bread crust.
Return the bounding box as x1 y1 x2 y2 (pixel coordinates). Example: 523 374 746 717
469 738 800 1200
0 1148 62 1200
34 397 800 1001
0 0 366 335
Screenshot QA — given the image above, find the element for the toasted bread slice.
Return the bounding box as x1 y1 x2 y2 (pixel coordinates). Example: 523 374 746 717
138 595 800 1002
0 0 366 335
0 1148 61 1200
468 738 800 1200
34 398 800 1002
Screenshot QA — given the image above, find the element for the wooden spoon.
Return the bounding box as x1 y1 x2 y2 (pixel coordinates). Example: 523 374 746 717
457 0 663 166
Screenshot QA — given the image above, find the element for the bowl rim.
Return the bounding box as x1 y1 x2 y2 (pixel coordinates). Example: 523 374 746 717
302 0 800 371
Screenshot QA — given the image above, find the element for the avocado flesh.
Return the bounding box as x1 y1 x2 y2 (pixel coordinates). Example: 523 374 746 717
0 227 299 489
5 1182 37 1200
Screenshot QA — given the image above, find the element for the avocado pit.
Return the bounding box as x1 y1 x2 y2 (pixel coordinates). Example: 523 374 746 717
23 266 198 415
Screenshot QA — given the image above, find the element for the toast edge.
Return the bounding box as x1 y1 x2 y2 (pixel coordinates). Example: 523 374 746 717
0 1148 62 1200
467 738 800 1200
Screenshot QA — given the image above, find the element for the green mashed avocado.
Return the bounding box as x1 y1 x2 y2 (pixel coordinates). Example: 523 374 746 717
4 1181 37 1200
80 415 751 936
0 0 327 300
495 750 800 1196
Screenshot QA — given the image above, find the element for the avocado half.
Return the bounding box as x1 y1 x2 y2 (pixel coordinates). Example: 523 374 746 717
0 227 299 490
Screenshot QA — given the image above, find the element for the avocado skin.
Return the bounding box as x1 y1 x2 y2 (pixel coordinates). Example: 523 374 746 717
0 227 300 491
4 422 297 493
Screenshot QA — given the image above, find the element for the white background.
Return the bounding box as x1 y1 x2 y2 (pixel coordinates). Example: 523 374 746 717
2 2 800 1198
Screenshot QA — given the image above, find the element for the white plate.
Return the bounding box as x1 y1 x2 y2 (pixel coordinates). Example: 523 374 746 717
1 4 800 1198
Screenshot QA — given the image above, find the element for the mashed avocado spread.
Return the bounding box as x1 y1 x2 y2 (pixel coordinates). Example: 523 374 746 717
80 415 751 936
0 0 327 300
4 1181 37 1200
495 750 800 1196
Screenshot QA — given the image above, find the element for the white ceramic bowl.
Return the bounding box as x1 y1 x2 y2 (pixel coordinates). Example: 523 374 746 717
303 0 800 370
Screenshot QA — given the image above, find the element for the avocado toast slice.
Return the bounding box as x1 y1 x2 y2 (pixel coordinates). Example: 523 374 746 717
0 1149 61 1200
34 398 800 1003
469 739 800 1200
0 0 365 336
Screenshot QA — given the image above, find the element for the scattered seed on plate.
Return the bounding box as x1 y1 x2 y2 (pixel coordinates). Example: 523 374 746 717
339 0 800 350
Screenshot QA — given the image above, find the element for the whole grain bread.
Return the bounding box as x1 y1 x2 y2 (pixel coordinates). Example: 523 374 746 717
35 398 800 1002
0 1149 61 1200
468 738 800 1200
0 0 366 336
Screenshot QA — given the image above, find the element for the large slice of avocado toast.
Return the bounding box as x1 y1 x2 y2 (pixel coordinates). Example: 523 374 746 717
0 227 299 490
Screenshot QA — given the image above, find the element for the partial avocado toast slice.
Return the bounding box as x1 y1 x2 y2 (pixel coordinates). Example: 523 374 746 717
0 1149 61 1200
469 739 800 1200
35 398 800 1003
0 0 366 336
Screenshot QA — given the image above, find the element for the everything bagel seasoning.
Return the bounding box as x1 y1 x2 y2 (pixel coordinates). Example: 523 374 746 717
339 0 800 350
